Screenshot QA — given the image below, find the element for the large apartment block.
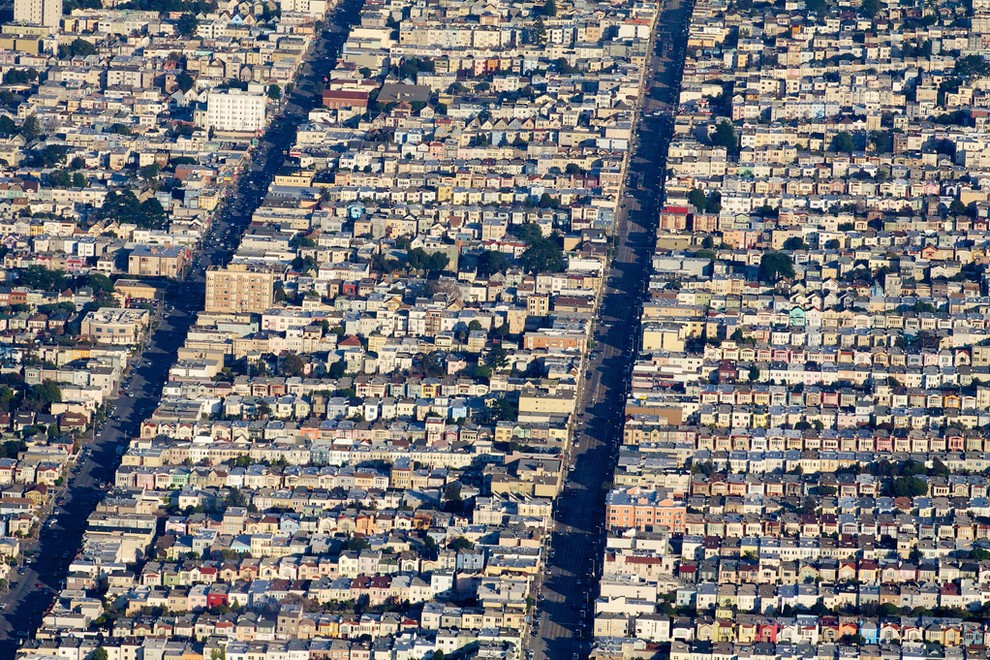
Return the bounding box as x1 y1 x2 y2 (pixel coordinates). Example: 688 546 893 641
204 262 281 314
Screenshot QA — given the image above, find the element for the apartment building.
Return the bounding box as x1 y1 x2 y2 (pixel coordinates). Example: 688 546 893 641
204 262 281 314
204 90 266 133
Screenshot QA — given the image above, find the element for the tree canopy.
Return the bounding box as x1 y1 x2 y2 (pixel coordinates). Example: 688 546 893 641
515 223 566 274
58 38 97 59
175 12 198 36
758 252 795 283
99 190 168 229
830 130 855 153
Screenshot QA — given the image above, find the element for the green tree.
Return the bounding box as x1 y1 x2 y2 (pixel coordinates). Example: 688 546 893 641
59 38 96 59
748 365 760 382
711 121 737 151
72 172 87 188
830 131 855 153
0 115 16 137
327 359 346 379
176 13 199 37
758 252 795 283
90 648 109 660
484 344 510 370
531 16 546 43
704 191 722 213
474 251 510 277
21 114 41 141
519 236 565 273
176 71 195 92
782 236 807 250
955 54 990 80
28 144 70 168
23 380 62 411
19 265 69 291
688 188 707 211
138 164 161 182
280 353 306 377
542 0 557 15
449 536 473 551
100 190 168 229
49 170 72 188
267 84 281 100
891 476 928 497
87 272 114 293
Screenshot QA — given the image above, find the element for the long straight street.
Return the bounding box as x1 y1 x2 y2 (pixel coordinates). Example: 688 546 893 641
0 1 363 652
528 0 692 657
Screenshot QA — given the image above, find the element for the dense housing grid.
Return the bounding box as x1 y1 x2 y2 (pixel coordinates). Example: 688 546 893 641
592 0 990 658
0 0 664 655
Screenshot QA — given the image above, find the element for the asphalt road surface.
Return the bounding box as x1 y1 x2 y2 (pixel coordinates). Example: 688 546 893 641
0 1 364 652
528 0 692 657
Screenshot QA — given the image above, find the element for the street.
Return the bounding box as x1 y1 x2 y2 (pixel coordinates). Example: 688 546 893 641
0 0 365 651
528 0 691 657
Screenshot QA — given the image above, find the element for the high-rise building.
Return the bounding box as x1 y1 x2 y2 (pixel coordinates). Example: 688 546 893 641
13 0 62 29
204 263 281 314
204 90 266 133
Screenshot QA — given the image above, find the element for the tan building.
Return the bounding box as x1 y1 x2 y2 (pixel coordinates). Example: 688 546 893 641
128 246 188 279
80 308 151 345
204 263 281 314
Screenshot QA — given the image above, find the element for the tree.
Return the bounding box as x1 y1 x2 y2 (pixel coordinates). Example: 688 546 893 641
704 191 722 213
138 164 161 182
473 251 510 277
406 247 448 278
49 170 72 188
280 353 306 377
519 235 566 273
0 115 16 137
90 648 109 660
72 172 87 188
21 114 41 141
176 13 199 37
748 365 760 382
27 144 69 168
891 476 927 497
858 0 878 17
531 16 546 43
88 272 114 293
955 54 990 80
100 190 167 229
176 71 195 93
23 380 62 411
711 121 737 151
59 38 96 59
484 344 509 370
830 131 855 153
327 359 346 379
542 0 557 15
688 188 707 211
782 236 807 250
108 123 131 135
449 536 473 551
19 265 69 291
758 252 795 283
267 84 281 100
